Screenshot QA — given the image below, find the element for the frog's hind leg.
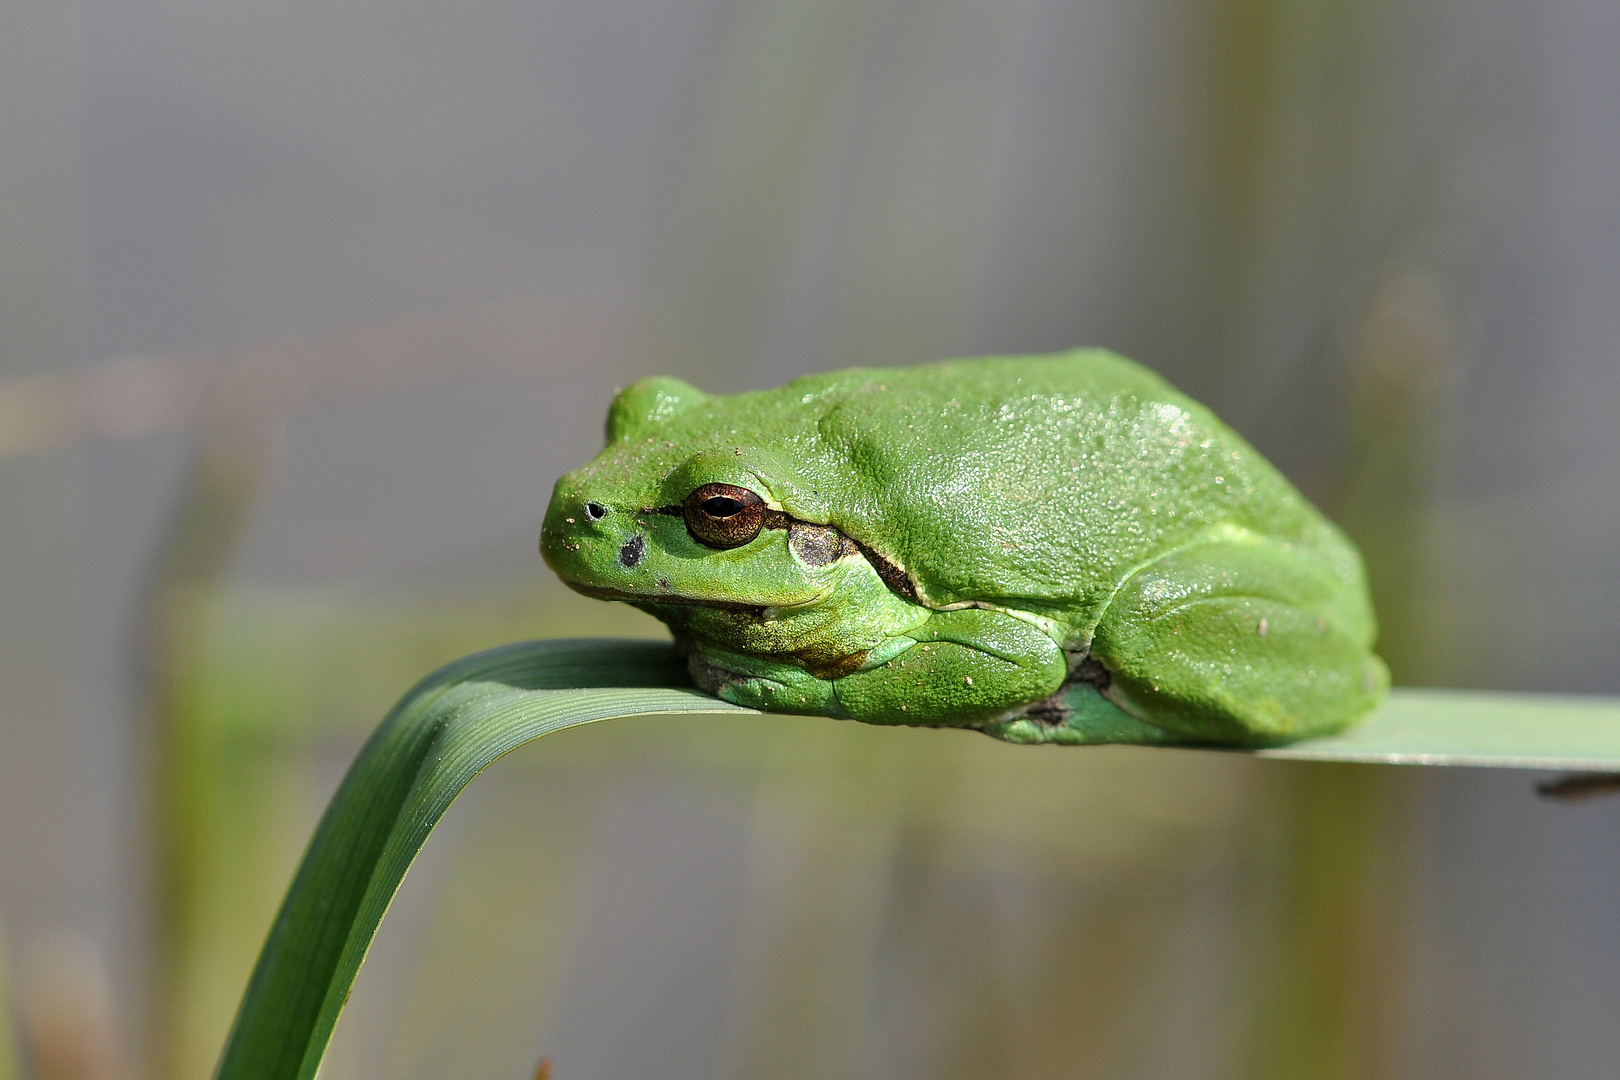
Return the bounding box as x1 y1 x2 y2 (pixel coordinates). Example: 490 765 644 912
1079 540 1389 746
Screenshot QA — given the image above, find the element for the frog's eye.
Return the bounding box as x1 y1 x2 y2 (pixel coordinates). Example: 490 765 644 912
683 483 765 548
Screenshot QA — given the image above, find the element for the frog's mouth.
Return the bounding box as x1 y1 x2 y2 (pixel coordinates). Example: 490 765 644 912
560 579 773 618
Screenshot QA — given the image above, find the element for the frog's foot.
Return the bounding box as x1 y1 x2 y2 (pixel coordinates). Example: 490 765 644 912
1088 540 1389 745
684 644 841 716
977 657 1192 746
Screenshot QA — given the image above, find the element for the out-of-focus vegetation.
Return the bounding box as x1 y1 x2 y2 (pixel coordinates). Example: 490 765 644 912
0 926 17 1080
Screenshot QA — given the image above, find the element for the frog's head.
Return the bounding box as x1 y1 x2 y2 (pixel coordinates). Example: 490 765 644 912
540 376 863 614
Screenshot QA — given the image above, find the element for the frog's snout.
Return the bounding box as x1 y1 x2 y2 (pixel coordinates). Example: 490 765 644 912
544 498 610 545
540 492 652 582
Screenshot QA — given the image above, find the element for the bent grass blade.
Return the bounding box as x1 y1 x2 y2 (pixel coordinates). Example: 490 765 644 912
214 638 1620 1080
212 638 752 1080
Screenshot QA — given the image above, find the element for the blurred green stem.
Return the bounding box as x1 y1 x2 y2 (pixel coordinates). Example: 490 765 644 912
1202 0 1422 1074
1334 270 1453 686
1228 764 1411 1080
140 427 276 1080
0 922 19 1080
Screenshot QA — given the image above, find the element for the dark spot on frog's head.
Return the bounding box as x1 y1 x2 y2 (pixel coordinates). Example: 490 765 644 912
619 534 645 569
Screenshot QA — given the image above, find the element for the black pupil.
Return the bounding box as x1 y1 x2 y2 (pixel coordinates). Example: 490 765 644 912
701 497 744 518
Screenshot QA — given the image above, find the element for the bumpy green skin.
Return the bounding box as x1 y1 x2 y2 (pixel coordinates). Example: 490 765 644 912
541 350 1388 746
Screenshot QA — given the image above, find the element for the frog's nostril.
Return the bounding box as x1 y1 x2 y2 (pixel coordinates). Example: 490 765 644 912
584 502 607 521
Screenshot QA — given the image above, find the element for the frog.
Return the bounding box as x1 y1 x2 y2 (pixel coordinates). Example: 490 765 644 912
540 349 1388 747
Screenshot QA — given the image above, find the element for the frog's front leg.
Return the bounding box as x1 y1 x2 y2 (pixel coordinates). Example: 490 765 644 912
684 610 1067 725
830 608 1068 727
684 641 842 715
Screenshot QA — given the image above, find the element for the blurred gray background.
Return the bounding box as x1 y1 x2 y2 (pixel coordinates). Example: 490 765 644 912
2 0 1619 1076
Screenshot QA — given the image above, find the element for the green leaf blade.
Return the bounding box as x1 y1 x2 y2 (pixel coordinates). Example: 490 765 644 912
214 639 751 1080
215 638 1620 1080
1261 688 1620 771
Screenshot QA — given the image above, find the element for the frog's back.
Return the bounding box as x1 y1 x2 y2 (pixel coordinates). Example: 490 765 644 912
762 349 1366 642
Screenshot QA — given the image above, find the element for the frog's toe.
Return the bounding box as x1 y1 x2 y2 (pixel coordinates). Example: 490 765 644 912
686 648 746 698
716 677 831 715
979 681 1189 746
685 647 838 716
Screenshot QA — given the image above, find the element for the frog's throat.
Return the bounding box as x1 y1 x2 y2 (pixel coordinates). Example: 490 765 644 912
560 579 772 618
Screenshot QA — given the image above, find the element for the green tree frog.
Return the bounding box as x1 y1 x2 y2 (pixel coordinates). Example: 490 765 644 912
541 350 1387 746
